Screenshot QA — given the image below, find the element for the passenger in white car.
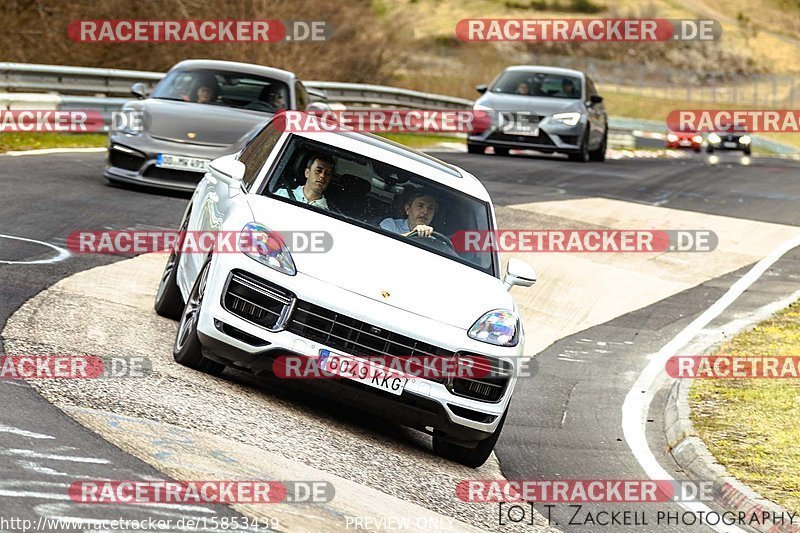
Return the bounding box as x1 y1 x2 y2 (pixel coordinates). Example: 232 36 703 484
275 153 334 210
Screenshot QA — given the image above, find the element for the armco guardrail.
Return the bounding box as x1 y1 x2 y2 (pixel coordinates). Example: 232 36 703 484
0 62 471 110
0 62 163 96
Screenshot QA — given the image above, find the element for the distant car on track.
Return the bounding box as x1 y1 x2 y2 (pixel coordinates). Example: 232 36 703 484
706 130 752 156
666 130 703 152
467 66 608 162
154 116 538 467
105 59 318 192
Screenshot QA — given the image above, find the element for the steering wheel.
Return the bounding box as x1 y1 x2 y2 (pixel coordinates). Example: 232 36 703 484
406 229 458 254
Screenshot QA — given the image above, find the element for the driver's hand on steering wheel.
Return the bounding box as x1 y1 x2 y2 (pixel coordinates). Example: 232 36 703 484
404 224 434 238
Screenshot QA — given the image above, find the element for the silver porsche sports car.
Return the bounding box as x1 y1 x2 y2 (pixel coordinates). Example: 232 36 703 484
105 59 314 191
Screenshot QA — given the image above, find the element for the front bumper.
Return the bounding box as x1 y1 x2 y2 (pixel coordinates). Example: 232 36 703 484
104 133 237 192
468 117 586 154
194 252 522 444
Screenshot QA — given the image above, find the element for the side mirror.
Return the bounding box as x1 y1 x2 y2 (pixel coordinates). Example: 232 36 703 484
476 84 488 94
589 94 603 105
209 155 245 192
503 258 537 291
131 82 147 99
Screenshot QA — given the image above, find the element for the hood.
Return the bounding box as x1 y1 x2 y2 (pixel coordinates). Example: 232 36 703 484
246 196 514 330
477 92 583 116
140 99 270 146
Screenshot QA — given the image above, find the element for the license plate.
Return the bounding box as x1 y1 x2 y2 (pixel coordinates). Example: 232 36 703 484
679 140 691 146
156 153 210 172
318 349 407 396
506 123 539 136
723 142 738 148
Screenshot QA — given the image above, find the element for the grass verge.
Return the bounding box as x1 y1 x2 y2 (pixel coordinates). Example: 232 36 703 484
690 299 800 515
0 132 107 153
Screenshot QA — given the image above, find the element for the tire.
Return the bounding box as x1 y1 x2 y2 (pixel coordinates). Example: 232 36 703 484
467 143 484 154
433 410 507 468
707 145 715 154
744 147 751 156
154 211 190 319
589 128 607 162
173 257 225 375
493 147 510 156
568 131 590 162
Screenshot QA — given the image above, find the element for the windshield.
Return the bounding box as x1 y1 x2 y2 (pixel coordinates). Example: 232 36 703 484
152 68 291 112
260 136 497 276
491 71 582 99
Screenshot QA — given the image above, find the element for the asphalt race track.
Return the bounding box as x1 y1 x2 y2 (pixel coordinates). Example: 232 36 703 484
1 149 798 531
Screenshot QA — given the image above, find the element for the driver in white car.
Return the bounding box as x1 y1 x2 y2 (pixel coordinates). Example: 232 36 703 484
380 189 438 238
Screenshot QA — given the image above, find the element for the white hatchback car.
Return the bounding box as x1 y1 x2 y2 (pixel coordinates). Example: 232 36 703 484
155 117 537 467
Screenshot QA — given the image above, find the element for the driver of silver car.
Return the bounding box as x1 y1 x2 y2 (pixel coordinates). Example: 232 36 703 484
380 189 438 238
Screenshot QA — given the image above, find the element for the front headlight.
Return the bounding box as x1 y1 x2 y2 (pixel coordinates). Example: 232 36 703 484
692 135 703 143
552 112 581 126
468 310 519 347
667 133 679 142
739 135 752 144
241 222 296 276
708 133 721 144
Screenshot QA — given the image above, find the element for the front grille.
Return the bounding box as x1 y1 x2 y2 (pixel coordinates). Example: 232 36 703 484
488 130 556 146
287 300 452 362
222 271 294 331
142 165 205 183
109 147 145 171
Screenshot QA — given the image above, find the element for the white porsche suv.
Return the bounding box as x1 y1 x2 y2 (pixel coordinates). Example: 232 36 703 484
154 116 537 467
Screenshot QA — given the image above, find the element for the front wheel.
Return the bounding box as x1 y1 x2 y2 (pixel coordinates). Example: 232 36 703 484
589 129 607 162
743 147 751 156
568 131 590 162
433 410 507 468
155 210 190 319
173 258 225 375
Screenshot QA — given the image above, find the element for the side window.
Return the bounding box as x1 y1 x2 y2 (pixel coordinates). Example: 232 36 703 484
294 80 309 110
238 122 283 190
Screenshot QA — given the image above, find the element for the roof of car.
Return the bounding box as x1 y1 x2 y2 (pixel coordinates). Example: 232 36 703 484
169 59 296 82
290 127 491 202
504 65 585 78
